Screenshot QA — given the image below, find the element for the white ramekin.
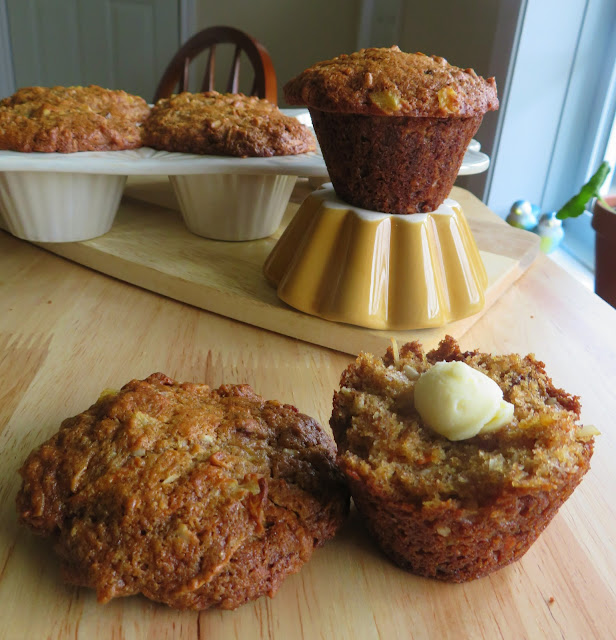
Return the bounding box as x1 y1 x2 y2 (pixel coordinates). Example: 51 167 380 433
170 173 297 241
0 171 126 242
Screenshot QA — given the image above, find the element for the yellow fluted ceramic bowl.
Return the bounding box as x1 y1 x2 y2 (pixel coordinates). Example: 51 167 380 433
263 186 488 330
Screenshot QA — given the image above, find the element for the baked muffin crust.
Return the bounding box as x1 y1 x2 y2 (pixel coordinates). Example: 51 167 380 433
284 46 498 117
0 85 149 152
17 373 349 609
143 91 316 157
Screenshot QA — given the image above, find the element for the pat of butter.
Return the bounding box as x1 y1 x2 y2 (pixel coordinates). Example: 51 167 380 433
414 361 514 441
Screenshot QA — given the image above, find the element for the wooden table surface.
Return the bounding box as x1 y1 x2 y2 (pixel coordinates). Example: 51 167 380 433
1 193 615 639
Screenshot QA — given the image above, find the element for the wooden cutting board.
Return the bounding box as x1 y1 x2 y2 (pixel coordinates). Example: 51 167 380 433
35 179 540 355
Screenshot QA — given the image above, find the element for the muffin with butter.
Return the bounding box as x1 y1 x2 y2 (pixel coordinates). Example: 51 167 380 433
284 46 498 213
330 336 597 582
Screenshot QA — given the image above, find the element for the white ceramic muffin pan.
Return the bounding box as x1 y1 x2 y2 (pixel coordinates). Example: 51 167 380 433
0 147 334 242
171 173 297 241
0 172 126 242
0 107 489 243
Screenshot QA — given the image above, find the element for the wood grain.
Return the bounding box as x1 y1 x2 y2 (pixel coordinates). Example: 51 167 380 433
33 181 540 355
0 192 615 639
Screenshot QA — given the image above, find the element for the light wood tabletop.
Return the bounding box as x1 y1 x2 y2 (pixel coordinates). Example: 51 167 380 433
1 191 615 639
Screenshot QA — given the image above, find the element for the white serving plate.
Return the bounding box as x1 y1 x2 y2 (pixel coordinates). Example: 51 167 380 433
0 144 489 176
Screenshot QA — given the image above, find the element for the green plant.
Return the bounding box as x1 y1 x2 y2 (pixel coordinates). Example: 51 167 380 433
556 161 612 220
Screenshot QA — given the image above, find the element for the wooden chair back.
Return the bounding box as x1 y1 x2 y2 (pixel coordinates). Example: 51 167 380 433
153 26 277 104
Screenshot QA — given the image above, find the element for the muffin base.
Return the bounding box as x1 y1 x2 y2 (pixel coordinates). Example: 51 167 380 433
310 110 482 214
342 453 591 582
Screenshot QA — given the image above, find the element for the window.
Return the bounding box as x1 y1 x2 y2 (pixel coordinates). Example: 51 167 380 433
482 0 616 271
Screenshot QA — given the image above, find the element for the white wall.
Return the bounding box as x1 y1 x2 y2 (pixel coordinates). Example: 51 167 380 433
0 0 14 97
3 0 180 100
194 0 361 106
397 1 499 79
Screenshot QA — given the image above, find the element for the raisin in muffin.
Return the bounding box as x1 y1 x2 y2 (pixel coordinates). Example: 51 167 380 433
284 46 498 213
330 336 596 582
17 373 349 609
0 85 149 152
143 91 315 157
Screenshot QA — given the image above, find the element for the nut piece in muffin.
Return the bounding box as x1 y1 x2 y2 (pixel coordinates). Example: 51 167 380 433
17 373 349 610
0 85 150 152
330 336 596 582
284 46 498 213
143 91 316 157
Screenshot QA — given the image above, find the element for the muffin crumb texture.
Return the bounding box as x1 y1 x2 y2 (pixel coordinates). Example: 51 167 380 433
17 373 349 609
330 336 594 582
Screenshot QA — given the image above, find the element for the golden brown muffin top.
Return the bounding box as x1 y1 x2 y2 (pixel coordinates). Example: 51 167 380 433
17 373 348 608
331 336 594 508
0 85 149 152
284 46 499 117
143 91 316 157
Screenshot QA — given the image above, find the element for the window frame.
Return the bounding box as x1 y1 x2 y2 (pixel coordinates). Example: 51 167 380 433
482 0 616 270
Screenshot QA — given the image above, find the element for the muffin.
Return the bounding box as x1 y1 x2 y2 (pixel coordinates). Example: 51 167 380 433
143 91 315 157
0 85 149 152
17 373 349 609
330 336 596 582
284 46 498 213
